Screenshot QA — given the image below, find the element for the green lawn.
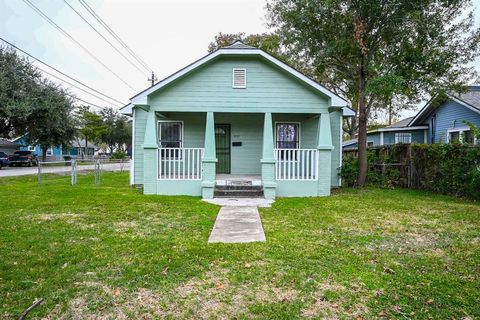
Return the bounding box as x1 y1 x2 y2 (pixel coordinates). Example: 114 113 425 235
1 173 479 319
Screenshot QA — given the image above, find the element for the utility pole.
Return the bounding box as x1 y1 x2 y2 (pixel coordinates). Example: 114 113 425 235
148 71 157 87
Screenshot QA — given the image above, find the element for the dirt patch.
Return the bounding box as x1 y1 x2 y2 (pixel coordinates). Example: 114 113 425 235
24 212 83 223
366 231 448 254
301 281 369 319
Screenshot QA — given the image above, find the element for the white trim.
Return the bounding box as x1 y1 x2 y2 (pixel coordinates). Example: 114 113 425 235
274 121 301 149
130 108 135 185
130 48 348 107
232 68 247 89
380 132 384 145
424 129 427 143
374 126 428 133
157 120 184 148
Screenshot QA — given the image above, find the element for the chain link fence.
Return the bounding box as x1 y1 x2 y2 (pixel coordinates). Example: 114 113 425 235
37 159 130 186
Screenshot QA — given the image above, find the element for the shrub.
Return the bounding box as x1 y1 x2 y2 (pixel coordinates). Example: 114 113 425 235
110 151 128 160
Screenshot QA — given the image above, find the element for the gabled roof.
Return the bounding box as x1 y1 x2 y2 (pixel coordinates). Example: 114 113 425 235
409 85 480 126
121 41 353 116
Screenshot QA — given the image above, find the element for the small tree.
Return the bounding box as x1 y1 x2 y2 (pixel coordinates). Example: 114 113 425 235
100 107 131 153
76 106 106 159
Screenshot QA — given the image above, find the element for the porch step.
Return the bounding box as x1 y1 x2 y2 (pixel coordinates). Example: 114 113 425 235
214 184 264 198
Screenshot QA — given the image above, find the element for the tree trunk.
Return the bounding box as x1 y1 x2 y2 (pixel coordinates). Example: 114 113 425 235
41 146 47 162
357 59 368 187
83 137 87 160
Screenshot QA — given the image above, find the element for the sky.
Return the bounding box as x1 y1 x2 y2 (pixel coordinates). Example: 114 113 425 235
0 0 479 120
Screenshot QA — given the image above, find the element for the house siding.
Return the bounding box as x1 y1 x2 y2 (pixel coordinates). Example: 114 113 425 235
382 130 425 144
422 100 480 143
147 56 330 114
133 108 148 185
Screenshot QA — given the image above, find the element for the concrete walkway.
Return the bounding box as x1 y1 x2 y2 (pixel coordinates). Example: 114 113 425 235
207 204 267 243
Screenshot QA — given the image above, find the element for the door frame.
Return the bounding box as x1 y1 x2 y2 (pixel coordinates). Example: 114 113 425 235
215 123 231 174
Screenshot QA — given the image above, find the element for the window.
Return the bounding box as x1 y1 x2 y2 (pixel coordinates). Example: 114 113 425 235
395 132 412 144
158 121 183 159
367 141 374 147
232 68 246 88
447 128 474 144
276 123 300 149
46 148 53 156
27 145 35 151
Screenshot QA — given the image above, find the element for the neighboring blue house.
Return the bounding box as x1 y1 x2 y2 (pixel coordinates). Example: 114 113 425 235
13 137 99 160
343 85 480 149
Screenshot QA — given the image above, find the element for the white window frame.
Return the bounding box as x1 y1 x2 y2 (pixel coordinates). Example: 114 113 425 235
232 68 247 89
395 132 412 144
446 128 476 144
27 145 35 151
46 148 53 156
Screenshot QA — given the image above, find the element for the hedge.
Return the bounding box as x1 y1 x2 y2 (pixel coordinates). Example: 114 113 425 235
341 143 480 200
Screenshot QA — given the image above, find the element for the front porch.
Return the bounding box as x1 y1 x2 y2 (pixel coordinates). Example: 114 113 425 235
140 111 336 199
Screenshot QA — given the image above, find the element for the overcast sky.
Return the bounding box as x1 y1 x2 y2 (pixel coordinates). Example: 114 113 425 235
0 0 479 120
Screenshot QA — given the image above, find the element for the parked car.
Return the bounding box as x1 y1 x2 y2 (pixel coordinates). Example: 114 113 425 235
8 151 38 167
0 152 10 168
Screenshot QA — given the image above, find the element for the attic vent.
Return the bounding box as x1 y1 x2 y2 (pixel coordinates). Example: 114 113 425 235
232 68 246 88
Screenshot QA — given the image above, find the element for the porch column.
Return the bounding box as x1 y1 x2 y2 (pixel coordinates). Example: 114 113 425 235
142 108 158 194
201 111 217 198
317 112 334 196
261 112 276 199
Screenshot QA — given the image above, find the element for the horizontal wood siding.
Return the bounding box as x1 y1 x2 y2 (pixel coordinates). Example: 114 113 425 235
147 57 330 114
215 113 263 175
383 130 425 144
134 109 147 184
423 100 480 143
330 110 341 186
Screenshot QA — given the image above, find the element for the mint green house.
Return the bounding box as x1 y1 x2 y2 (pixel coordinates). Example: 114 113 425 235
121 41 354 199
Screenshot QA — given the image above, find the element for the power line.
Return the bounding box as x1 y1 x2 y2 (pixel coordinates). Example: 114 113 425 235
36 66 122 108
78 0 153 73
63 0 147 77
0 37 125 106
22 0 137 91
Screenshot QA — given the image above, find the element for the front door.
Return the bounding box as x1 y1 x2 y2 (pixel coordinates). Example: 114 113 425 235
215 124 231 174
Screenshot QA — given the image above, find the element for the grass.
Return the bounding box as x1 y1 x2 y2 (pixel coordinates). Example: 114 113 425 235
0 172 479 319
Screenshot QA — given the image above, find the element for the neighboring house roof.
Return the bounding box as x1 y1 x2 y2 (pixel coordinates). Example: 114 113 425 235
386 117 414 128
0 138 19 148
410 85 480 126
342 139 358 147
121 40 354 116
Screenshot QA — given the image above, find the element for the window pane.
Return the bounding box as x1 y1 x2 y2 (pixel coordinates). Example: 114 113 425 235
159 122 182 147
449 131 460 142
464 130 474 144
276 123 299 149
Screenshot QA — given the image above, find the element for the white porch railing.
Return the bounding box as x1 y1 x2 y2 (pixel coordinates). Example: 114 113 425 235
158 148 204 180
274 149 318 180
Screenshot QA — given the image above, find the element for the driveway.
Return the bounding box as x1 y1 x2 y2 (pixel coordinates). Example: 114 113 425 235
0 161 130 177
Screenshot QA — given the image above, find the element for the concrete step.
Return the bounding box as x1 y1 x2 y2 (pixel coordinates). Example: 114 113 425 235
214 188 264 198
215 185 263 191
